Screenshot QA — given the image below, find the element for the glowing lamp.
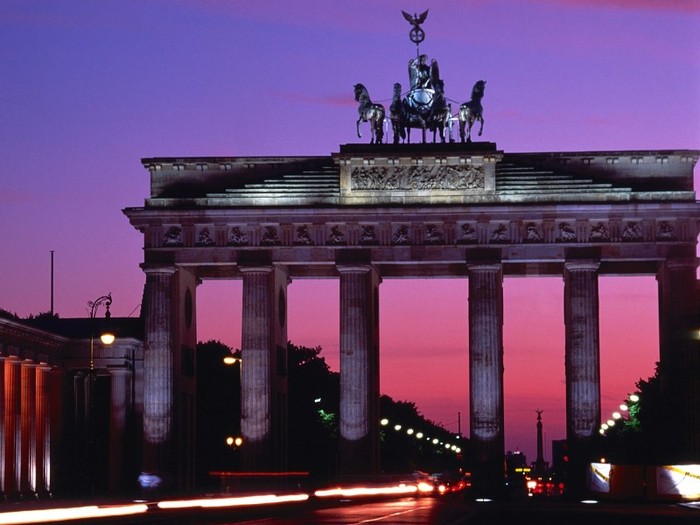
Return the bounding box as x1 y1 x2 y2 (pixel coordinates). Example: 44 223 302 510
629 394 640 402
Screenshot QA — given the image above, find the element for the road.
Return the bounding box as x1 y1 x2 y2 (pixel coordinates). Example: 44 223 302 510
79 495 699 525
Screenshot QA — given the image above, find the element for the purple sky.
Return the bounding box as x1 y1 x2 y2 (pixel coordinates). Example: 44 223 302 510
1 0 698 462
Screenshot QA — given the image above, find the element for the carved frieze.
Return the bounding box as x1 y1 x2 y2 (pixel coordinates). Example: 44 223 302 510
164 226 183 246
392 225 411 245
293 225 314 246
524 223 542 243
656 221 677 241
327 225 346 245
196 228 215 246
556 223 577 243
350 165 485 191
589 222 610 242
229 226 249 246
260 226 281 246
490 224 510 244
359 225 378 245
425 224 444 244
456 223 478 244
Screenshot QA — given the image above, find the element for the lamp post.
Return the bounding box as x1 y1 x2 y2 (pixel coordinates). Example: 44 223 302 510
89 294 115 370
85 293 115 495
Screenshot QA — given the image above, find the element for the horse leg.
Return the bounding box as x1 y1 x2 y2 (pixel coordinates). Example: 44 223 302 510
375 120 383 144
478 117 484 137
357 118 363 139
459 120 466 143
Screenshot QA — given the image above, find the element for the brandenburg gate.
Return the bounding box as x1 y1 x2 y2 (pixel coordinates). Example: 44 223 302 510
124 142 699 492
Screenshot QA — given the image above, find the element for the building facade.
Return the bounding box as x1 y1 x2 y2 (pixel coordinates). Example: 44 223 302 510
0 315 143 498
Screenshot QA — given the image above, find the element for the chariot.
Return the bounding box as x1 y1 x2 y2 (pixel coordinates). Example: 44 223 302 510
355 10 485 145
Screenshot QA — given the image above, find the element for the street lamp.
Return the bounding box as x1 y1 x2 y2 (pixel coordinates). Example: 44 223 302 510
86 293 115 495
88 294 115 369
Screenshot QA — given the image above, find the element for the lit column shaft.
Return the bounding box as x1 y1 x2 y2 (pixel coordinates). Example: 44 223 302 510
564 261 600 492
338 265 380 477
240 265 289 471
0 356 5 497
3 356 21 498
142 265 176 480
20 360 37 497
35 364 52 497
468 263 504 493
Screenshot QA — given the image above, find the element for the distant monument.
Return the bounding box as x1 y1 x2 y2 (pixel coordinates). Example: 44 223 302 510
354 10 486 144
533 410 549 475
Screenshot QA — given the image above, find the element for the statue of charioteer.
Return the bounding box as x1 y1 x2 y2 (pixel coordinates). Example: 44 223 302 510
354 10 487 144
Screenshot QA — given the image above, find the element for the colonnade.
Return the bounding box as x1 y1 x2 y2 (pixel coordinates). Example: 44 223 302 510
0 356 133 498
139 254 698 493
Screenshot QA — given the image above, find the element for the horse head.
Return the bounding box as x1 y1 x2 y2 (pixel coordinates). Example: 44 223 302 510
354 83 368 102
392 83 402 102
471 80 486 101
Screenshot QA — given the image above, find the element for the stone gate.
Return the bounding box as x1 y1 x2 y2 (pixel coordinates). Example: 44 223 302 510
124 142 700 492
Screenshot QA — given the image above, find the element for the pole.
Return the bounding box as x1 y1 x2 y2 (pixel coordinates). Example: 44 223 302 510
50 250 54 315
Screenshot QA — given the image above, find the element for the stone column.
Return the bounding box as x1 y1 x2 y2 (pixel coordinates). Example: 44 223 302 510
141 265 176 486
0 356 5 498
657 255 699 462
20 360 37 498
109 368 132 493
3 357 21 499
240 265 289 471
564 261 601 494
337 265 380 478
35 364 52 498
467 263 504 495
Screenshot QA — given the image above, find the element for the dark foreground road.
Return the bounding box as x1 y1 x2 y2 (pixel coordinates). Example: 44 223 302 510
36 495 695 525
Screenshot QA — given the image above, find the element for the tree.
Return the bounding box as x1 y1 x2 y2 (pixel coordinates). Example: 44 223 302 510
195 340 463 484
287 343 340 479
602 363 663 464
195 340 241 488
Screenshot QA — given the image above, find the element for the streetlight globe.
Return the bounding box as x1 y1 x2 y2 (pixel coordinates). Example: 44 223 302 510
619 404 629 411
100 332 115 345
607 419 615 427
612 412 622 420
629 394 640 403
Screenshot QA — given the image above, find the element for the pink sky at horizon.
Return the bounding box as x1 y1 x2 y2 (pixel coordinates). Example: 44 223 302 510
1 0 697 462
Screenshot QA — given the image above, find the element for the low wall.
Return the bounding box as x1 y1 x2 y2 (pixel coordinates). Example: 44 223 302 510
588 463 700 501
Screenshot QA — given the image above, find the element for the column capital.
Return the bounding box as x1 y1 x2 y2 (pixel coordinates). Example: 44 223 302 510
336 263 375 273
564 260 600 272
239 265 274 274
466 263 502 272
660 256 698 270
140 263 177 275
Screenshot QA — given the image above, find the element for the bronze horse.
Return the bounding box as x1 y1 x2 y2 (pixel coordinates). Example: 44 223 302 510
429 78 452 143
354 83 385 144
458 80 486 143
